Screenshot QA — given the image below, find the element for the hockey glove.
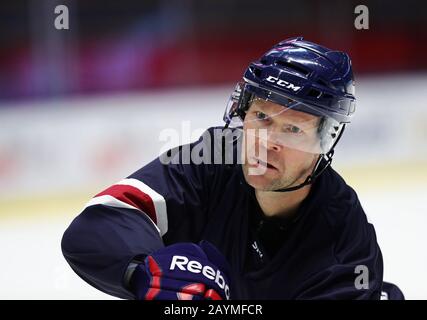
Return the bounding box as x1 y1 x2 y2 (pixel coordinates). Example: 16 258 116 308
130 240 232 300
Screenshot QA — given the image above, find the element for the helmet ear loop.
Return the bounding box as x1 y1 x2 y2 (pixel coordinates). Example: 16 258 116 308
223 85 250 166
305 117 331 183
312 123 346 179
238 90 254 121
224 82 251 129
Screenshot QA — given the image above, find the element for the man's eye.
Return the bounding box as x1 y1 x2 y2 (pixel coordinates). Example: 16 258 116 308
285 125 303 134
255 112 269 121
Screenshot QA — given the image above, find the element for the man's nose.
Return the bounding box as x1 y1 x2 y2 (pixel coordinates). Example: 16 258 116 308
259 131 282 152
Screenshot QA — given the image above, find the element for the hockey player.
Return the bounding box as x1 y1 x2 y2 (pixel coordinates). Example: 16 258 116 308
62 37 402 300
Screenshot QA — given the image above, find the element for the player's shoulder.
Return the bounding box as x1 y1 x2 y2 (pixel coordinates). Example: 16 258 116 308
315 166 381 265
317 166 367 230
202 126 243 148
128 126 241 189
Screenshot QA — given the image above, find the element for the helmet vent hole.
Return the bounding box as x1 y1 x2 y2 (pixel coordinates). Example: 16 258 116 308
275 60 309 76
317 79 329 87
307 89 321 98
253 68 262 78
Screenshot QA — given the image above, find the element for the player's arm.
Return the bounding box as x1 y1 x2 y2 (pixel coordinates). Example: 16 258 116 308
61 129 218 299
61 203 164 299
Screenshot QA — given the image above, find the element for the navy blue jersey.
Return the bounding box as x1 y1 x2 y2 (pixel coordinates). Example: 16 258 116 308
61 127 383 300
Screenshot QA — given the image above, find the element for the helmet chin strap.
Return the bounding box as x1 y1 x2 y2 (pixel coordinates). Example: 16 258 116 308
272 125 346 193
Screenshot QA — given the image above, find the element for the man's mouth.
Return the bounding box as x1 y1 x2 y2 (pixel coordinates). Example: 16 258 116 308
251 157 278 171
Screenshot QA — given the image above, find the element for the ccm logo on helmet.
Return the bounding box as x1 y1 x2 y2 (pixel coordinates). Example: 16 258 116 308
265 76 301 92
170 255 230 300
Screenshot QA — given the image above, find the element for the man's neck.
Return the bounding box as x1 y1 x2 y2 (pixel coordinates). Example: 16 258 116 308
255 184 311 218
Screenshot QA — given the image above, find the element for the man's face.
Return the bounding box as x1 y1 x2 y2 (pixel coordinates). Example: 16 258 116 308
241 98 320 191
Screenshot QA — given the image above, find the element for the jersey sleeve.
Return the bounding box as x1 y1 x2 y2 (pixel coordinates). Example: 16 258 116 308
61 128 218 299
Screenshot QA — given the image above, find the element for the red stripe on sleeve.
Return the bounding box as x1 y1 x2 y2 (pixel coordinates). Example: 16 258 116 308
96 185 157 224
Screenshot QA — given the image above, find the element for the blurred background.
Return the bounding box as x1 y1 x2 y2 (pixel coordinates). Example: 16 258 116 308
0 0 426 299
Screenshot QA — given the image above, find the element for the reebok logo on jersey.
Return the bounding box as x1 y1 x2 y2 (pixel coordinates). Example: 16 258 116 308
265 76 301 92
170 255 230 300
252 241 264 259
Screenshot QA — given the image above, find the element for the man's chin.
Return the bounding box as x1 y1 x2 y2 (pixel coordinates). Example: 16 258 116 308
244 173 278 191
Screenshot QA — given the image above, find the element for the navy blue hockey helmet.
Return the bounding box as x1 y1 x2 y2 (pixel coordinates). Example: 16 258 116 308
224 37 356 154
223 37 356 191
